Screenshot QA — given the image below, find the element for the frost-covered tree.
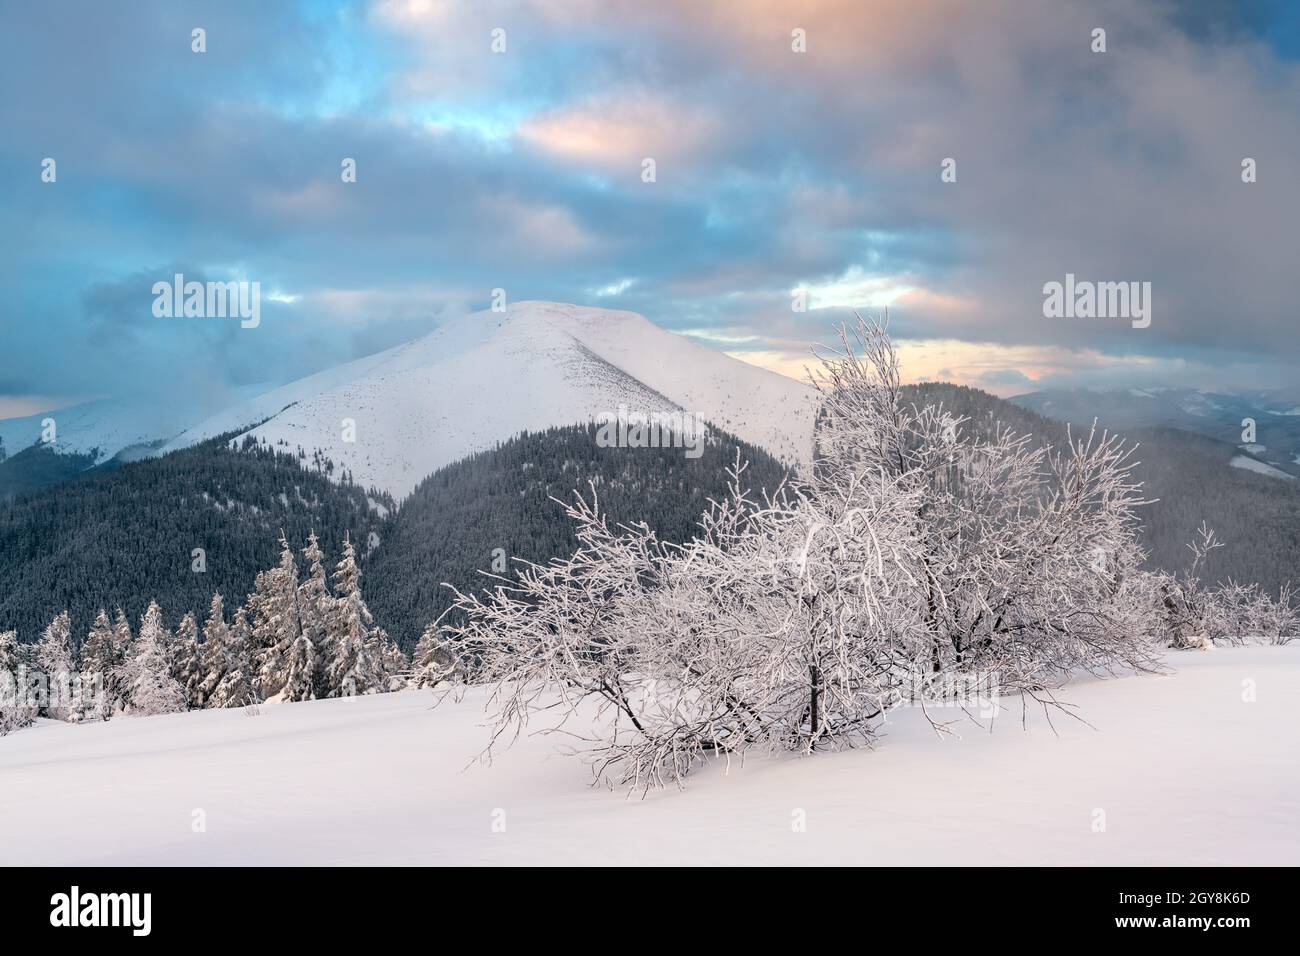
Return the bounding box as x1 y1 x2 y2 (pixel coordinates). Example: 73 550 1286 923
250 532 303 701
443 459 921 788
112 607 133 643
80 609 123 720
299 532 334 699
170 611 202 709
34 610 76 721
1208 581 1300 646
281 631 317 703
196 593 229 706
0 630 36 735
273 531 342 703
326 534 385 696
805 316 1160 690
439 315 1163 791
1155 522 1220 650
208 605 254 709
120 601 186 717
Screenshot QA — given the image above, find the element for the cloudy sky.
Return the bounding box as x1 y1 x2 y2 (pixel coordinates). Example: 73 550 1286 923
2 0 1299 419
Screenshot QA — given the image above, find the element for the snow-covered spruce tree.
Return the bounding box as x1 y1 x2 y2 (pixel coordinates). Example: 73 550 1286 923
170 611 202 709
272 530 352 703
325 533 386 696
111 607 133 659
207 605 254 709
438 315 1163 791
119 601 186 717
280 628 317 703
198 597 229 705
34 610 76 721
80 609 122 720
110 607 136 714
0 630 37 735
193 593 229 707
249 532 304 701
299 532 334 700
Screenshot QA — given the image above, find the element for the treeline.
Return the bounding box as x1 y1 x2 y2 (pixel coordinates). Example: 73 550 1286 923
1 530 419 734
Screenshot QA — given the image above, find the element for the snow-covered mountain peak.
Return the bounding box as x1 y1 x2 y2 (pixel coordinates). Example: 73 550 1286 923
161 301 817 500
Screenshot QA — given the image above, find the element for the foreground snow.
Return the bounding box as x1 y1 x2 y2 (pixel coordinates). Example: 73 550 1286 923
0 648 1295 866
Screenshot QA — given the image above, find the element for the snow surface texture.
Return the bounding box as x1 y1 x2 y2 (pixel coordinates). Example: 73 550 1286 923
161 302 818 500
1 648 1295 865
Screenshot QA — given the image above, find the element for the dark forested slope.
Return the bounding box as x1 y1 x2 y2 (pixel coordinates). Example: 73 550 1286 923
0 422 788 651
365 422 789 650
0 435 390 644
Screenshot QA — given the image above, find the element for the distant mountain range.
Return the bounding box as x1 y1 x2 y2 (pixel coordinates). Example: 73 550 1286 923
8 306 1295 499
1012 386 1300 480
916 383 1300 596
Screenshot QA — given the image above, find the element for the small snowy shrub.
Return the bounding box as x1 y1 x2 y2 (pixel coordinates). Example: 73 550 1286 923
1153 524 1298 649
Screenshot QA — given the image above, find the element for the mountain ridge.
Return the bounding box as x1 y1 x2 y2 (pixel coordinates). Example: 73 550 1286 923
1012 385 1300 478
158 301 817 500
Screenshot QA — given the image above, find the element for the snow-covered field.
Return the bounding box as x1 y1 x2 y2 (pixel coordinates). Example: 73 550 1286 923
1 648 1295 866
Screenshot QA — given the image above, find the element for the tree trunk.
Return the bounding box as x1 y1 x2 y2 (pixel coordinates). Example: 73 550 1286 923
808 663 822 751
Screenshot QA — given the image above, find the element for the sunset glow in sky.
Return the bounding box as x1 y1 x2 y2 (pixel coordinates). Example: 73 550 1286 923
3 0 1299 414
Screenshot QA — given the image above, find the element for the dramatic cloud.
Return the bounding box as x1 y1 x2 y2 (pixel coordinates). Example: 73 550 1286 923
2 0 1298 412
